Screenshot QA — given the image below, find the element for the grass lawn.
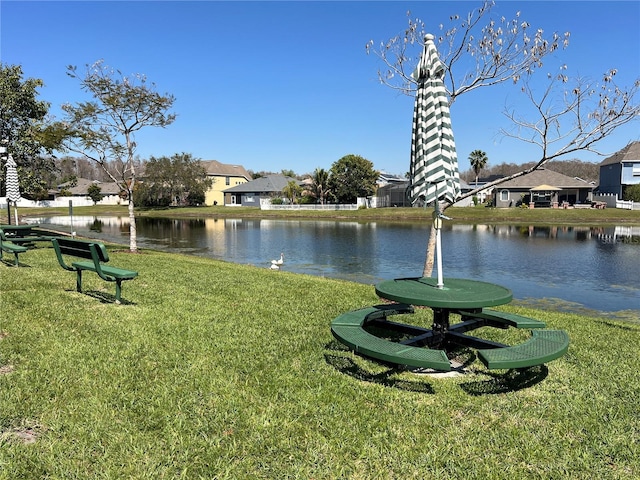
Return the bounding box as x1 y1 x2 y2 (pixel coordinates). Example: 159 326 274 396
1 245 639 479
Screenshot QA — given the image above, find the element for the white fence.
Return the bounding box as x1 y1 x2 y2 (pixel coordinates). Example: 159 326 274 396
592 193 640 210
615 199 640 210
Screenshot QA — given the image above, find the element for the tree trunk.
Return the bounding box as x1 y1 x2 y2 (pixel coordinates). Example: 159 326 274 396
128 194 137 253
422 226 437 277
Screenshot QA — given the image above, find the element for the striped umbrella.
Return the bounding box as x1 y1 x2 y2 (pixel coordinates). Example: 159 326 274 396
5 154 21 225
409 34 460 206
408 34 460 287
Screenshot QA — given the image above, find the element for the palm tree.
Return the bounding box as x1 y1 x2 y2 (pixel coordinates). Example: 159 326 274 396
312 168 330 205
282 180 302 205
468 150 489 186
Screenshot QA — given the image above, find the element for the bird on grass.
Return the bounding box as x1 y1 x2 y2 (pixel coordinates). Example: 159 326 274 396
271 252 284 266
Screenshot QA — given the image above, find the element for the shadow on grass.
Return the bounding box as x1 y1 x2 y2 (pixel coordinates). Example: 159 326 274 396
461 365 548 395
324 341 435 394
64 288 135 305
326 341 549 395
0 260 30 268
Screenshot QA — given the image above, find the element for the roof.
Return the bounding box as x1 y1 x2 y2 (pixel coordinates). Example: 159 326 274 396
599 141 640 166
201 160 251 180
496 169 594 189
224 174 299 193
58 178 122 195
378 172 407 185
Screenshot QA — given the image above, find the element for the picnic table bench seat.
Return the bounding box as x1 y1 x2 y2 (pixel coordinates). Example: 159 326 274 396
477 329 570 370
52 238 138 303
0 232 28 266
457 308 547 329
331 304 451 371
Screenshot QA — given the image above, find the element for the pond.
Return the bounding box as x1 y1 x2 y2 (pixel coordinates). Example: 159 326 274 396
30 215 640 316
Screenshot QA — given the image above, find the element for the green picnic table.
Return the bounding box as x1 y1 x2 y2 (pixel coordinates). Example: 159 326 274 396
331 277 569 371
0 224 57 246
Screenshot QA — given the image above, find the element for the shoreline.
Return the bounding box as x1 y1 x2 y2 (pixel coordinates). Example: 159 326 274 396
8 204 640 227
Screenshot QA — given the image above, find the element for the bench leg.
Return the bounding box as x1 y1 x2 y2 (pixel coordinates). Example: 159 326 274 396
115 280 122 303
76 270 83 293
13 253 20 267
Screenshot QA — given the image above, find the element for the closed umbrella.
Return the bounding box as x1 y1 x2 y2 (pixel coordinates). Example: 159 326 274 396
409 34 460 287
5 154 21 225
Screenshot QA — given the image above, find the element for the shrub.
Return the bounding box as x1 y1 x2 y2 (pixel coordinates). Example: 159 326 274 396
623 184 640 202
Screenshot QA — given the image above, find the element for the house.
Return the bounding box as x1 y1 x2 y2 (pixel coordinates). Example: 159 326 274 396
223 174 300 206
201 160 251 206
57 178 123 205
597 141 640 198
374 179 474 207
492 168 594 208
467 174 504 204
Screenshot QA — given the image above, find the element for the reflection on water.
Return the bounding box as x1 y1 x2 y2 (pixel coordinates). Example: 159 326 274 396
30 215 640 315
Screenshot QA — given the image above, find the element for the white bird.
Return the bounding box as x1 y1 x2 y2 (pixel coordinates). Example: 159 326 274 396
269 263 280 270
271 253 284 266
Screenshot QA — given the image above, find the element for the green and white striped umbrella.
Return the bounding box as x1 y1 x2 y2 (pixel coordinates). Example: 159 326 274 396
409 34 460 206
5 154 21 204
5 154 21 225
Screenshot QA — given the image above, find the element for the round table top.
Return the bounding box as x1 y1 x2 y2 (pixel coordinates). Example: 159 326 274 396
375 277 513 309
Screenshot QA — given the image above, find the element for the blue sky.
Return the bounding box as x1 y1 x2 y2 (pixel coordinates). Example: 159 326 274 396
2 1 639 176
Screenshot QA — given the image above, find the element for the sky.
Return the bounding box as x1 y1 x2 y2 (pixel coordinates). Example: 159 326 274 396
1 0 639 176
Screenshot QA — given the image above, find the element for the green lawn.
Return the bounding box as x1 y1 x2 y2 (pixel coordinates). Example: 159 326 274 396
1 245 639 479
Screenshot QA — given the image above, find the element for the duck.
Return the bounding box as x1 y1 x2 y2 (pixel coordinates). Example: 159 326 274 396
269 263 280 270
271 252 284 266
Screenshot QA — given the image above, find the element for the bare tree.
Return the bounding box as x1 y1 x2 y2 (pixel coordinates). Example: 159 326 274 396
62 60 176 252
454 70 640 208
367 1 570 103
368 1 639 276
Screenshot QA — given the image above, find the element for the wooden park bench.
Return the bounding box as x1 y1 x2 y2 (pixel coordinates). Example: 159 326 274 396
0 229 28 266
51 238 138 303
331 304 452 371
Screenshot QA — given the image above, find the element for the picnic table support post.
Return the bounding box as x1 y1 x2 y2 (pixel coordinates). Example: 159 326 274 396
115 281 122 303
431 307 451 348
76 270 83 293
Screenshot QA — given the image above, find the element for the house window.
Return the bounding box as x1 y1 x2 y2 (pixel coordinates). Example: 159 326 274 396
245 195 254 203
632 166 640 176
500 190 509 202
225 176 230 185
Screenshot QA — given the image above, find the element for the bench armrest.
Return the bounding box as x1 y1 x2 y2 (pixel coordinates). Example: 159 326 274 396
51 238 78 271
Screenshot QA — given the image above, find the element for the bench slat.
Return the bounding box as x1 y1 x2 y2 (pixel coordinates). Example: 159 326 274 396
72 261 138 280
478 330 569 369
